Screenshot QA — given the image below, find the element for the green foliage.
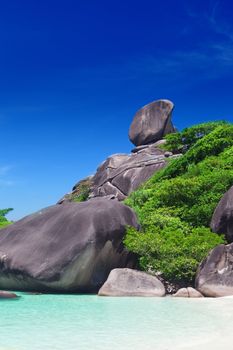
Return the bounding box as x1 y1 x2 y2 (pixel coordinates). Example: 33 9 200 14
72 184 90 202
64 178 92 203
70 177 92 203
125 121 233 286
155 123 233 181
163 121 228 154
124 218 224 285
0 208 13 229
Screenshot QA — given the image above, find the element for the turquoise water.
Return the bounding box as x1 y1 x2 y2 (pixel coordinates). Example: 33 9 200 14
1 293 233 350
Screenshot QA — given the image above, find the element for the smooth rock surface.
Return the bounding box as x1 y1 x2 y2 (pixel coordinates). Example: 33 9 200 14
129 99 175 146
0 199 139 292
196 243 233 297
187 287 204 298
98 268 166 296
172 288 189 297
211 186 233 243
0 291 18 299
173 287 203 298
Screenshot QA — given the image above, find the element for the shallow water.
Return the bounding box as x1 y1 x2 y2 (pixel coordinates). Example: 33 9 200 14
0 293 233 350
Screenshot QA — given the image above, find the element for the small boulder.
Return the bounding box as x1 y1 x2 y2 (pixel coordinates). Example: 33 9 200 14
173 287 203 298
195 244 233 297
129 99 175 146
172 288 189 297
164 151 173 158
187 287 204 298
0 291 18 299
211 186 233 243
98 268 166 297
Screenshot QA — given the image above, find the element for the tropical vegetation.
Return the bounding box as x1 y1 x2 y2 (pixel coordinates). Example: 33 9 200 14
124 122 233 286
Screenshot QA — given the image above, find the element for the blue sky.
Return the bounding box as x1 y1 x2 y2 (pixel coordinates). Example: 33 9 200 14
1 0 233 220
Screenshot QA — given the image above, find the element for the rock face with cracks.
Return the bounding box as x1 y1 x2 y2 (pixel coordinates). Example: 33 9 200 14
59 145 181 204
0 198 138 292
90 148 172 200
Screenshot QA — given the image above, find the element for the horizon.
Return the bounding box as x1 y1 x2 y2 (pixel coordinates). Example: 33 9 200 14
1 0 233 220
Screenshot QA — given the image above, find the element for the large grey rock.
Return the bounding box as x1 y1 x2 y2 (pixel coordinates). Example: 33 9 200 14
0 199 138 293
98 268 165 296
129 99 175 146
211 186 233 243
195 244 233 297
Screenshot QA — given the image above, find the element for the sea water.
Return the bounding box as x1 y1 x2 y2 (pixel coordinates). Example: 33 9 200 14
0 293 233 350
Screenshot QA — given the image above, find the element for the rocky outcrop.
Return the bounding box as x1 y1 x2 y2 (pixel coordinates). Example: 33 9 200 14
0 291 18 299
195 244 233 297
172 287 203 298
98 268 165 296
0 98 181 295
59 145 181 204
90 148 174 200
58 99 179 204
129 99 175 146
211 186 233 243
0 198 138 293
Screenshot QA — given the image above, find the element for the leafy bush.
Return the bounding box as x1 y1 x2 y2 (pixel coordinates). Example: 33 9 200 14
72 183 90 202
71 178 92 202
125 218 224 285
156 123 233 181
0 208 13 229
125 122 233 286
163 121 228 154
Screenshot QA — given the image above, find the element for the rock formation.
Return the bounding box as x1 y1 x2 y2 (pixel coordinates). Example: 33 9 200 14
0 98 179 294
195 244 233 297
59 99 179 204
0 198 138 292
90 149 176 201
59 148 179 203
211 186 233 243
98 268 165 296
129 99 175 146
